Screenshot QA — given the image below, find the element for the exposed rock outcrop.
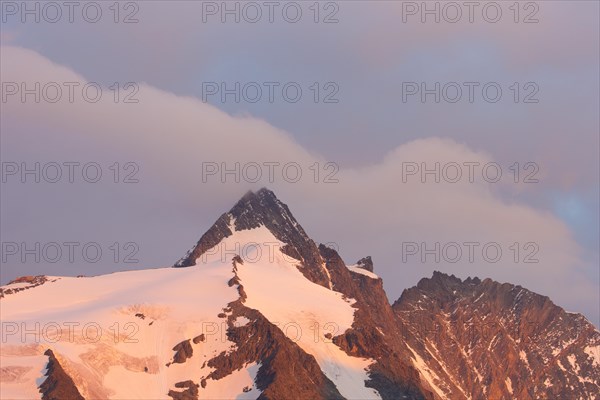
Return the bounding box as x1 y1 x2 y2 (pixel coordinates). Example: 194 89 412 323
1 275 50 298
38 349 84 400
320 245 428 399
168 380 199 400
356 256 374 272
171 340 193 364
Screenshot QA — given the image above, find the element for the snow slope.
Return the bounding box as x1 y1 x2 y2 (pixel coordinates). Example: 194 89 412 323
1 261 252 399
198 225 381 400
1 225 380 399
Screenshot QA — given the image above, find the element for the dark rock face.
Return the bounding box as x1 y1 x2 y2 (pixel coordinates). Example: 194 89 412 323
192 334 205 344
1 275 50 298
172 340 193 364
393 271 600 399
168 380 199 400
208 305 345 400
174 212 234 268
174 188 331 288
319 245 428 400
356 256 374 272
38 349 84 400
9 275 40 284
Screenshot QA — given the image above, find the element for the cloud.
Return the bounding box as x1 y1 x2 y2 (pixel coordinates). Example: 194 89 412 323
1 45 597 325
5 2 598 195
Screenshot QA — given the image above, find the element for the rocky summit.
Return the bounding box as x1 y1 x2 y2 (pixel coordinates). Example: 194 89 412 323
1 189 598 399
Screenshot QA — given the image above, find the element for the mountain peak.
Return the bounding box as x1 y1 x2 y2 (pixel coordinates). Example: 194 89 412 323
174 189 331 287
234 188 277 210
227 188 301 233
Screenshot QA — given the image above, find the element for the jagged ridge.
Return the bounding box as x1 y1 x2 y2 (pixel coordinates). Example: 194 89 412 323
393 271 600 399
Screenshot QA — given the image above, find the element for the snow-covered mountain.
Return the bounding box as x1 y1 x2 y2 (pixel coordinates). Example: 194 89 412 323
1 188 598 399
